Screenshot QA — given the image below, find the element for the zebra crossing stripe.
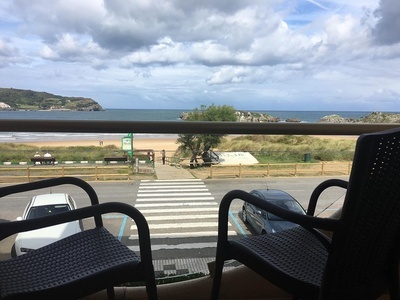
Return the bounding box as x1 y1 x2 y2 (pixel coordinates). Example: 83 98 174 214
139 185 207 189
136 197 214 202
138 207 219 213
131 222 219 230
129 242 218 252
136 202 216 207
138 188 209 193
129 231 237 239
141 179 202 182
144 214 218 221
137 192 211 197
140 182 205 186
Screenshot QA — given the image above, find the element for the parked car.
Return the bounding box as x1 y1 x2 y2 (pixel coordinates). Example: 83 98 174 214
12 193 82 257
242 189 306 235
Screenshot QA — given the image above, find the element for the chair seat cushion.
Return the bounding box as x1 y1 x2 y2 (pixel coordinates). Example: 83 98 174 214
230 226 329 299
0 227 141 299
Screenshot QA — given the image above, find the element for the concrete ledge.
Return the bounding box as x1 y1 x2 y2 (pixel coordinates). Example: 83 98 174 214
83 266 292 300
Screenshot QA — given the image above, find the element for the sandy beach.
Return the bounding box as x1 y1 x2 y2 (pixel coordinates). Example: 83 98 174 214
14 134 356 152
17 137 181 152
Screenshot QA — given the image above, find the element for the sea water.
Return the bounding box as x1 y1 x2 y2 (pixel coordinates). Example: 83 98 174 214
0 109 390 142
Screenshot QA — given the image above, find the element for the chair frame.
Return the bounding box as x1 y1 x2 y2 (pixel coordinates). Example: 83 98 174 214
212 128 400 300
0 177 158 300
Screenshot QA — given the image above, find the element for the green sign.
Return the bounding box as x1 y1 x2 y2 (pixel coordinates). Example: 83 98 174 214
121 134 134 157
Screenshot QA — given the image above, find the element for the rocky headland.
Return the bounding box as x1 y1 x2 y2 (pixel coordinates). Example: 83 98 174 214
0 88 104 111
181 110 400 123
319 112 400 123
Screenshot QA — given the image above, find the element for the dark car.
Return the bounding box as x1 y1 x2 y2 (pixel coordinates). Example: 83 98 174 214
242 189 306 235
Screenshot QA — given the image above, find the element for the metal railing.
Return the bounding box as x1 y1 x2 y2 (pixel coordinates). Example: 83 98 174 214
0 119 398 136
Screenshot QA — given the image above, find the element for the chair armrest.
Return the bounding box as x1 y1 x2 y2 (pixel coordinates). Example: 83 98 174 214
217 190 340 242
307 179 348 216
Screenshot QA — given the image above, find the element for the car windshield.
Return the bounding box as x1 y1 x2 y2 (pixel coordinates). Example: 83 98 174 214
26 205 70 219
267 200 304 221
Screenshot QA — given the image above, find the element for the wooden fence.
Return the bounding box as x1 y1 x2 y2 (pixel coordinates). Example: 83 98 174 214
0 165 131 183
209 162 353 178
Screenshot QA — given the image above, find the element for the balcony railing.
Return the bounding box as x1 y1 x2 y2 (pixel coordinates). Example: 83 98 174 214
1 119 398 300
0 119 398 136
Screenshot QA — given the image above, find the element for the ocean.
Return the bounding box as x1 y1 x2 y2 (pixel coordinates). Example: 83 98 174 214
0 109 393 142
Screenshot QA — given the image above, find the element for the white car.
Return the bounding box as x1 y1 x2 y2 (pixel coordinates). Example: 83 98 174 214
12 193 82 257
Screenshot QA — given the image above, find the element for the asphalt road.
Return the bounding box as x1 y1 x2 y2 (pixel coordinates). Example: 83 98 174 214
0 176 348 261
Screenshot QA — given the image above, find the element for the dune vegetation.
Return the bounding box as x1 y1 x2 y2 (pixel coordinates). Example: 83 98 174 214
217 135 357 163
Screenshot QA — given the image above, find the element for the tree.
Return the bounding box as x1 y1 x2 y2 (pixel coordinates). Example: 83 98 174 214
177 104 237 165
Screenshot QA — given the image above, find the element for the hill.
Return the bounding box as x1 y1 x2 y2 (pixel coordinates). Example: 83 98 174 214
0 88 104 111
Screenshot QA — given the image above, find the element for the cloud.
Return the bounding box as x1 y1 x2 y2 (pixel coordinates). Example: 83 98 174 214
39 33 108 62
372 0 400 45
1 0 400 111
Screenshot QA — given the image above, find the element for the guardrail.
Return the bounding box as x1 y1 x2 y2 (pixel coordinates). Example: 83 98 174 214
0 165 131 182
209 161 353 178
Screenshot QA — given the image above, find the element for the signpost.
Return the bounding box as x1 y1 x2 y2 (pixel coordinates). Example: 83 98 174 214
121 133 134 158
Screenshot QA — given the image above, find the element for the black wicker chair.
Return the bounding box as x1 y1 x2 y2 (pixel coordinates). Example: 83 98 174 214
211 128 400 300
0 177 157 300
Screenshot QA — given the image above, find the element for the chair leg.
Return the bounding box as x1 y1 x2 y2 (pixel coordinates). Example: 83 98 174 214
211 256 225 300
145 277 158 300
388 263 400 300
107 286 115 300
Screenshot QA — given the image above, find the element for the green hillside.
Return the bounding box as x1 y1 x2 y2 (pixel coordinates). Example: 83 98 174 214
0 88 104 111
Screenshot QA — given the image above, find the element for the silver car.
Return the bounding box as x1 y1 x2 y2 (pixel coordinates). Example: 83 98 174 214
242 189 306 235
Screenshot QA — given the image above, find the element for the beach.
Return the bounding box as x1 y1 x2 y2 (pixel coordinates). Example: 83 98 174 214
14 134 356 152
17 136 181 152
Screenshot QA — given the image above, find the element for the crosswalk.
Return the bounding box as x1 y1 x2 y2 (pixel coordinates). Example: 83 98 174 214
128 178 236 255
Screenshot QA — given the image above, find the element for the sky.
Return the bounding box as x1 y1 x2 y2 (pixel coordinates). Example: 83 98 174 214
0 0 399 111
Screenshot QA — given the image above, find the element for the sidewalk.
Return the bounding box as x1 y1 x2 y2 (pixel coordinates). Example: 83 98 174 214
154 162 195 180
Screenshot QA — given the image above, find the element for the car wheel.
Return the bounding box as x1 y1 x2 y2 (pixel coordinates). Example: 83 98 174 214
242 206 248 224
11 244 17 258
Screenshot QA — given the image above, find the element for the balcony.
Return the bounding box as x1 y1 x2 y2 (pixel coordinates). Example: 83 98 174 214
1 119 399 300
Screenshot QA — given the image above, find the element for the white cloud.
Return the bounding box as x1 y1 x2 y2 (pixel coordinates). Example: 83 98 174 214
0 0 399 111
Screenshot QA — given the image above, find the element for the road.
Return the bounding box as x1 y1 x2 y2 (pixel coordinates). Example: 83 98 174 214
0 177 348 273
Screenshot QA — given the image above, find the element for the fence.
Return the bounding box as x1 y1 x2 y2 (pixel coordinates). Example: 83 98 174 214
209 161 353 178
0 165 132 182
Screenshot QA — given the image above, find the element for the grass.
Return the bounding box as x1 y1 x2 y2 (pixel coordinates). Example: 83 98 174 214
0 143 122 162
217 135 356 163
0 135 357 164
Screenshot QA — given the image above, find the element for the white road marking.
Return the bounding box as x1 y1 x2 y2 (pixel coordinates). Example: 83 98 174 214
138 188 209 193
129 242 218 252
137 192 211 197
136 202 217 207
138 207 219 213
129 231 236 239
144 214 218 221
136 197 215 202
139 185 207 189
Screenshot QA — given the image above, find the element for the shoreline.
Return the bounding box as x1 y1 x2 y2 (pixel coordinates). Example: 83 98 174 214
13 137 180 152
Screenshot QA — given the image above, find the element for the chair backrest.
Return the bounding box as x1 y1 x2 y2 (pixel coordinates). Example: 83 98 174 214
322 128 400 298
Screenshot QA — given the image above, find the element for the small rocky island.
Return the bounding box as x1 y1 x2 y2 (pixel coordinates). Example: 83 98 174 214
0 88 104 111
181 110 400 123
319 112 400 123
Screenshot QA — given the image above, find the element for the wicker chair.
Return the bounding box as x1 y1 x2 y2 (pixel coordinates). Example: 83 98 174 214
211 128 400 300
0 177 157 300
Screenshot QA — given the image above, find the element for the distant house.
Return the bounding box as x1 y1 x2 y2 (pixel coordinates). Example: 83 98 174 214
0 102 11 110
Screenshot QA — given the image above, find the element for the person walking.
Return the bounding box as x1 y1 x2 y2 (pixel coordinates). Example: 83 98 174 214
161 149 166 165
